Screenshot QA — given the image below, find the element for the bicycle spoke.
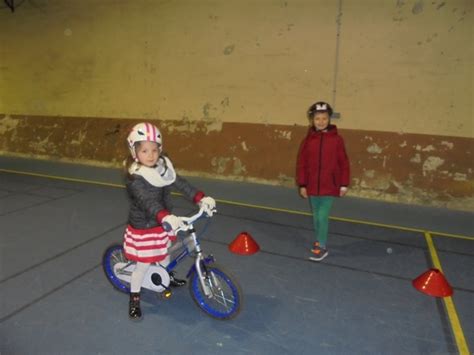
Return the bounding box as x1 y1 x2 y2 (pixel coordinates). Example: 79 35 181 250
103 245 131 293
111 253 122 264
219 289 229 308
203 274 236 310
190 265 241 319
211 291 235 306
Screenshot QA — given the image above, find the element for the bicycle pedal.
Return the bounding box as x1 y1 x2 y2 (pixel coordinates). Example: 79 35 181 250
162 290 172 299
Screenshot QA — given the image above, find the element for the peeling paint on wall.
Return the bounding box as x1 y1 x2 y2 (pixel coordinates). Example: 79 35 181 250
360 173 391 191
441 141 454 149
71 130 87 145
29 135 54 154
421 145 436 152
0 114 473 211
364 169 375 178
410 153 422 163
274 129 292 140
159 115 223 135
422 156 445 176
211 156 231 174
0 115 19 135
232 157 247 175
453 172 467 181
367 143 383 154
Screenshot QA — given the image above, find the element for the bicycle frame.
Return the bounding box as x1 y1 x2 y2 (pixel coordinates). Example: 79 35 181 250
165 221 215 297
103 206 242 319
113 208 217 296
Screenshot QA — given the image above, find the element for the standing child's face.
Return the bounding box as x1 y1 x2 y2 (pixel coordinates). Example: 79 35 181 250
136 141 160 167
313 112 330 131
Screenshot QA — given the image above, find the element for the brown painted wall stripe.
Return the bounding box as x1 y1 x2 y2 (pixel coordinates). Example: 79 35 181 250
1 114 472 210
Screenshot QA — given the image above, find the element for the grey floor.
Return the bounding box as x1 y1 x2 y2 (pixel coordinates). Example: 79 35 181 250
0 157 473 355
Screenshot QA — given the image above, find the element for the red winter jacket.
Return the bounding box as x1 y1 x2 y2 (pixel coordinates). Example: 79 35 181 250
296 125 350 196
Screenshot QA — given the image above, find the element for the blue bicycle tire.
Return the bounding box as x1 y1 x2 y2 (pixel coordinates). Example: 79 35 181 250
189 264 242 320
102 244 131 294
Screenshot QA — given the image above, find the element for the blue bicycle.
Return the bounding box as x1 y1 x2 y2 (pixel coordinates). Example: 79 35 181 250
102 208 242 320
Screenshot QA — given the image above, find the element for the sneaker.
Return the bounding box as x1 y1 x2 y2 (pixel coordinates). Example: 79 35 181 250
169 271 186 287
310 246 329 262
129 293 142 321
310 242 320 253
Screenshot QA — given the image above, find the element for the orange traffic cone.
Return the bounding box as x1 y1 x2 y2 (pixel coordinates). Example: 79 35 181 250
412 268 453 297
229 232 260 255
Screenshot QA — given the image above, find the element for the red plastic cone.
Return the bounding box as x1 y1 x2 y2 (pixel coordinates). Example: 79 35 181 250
229 232 260 255
412 268 453 297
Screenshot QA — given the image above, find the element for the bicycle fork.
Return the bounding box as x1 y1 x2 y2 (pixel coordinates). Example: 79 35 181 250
187 229 220 298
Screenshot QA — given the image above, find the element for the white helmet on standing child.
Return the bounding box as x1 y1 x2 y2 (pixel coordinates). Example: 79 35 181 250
127 122 162 159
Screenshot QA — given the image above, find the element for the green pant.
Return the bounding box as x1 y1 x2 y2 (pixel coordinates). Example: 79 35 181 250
309 196 335 248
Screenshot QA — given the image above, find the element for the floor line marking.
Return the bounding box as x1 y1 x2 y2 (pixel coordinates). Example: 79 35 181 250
1 168 472 240
424 232 470 355
0 168 125 188
0 222 126 285
0 264 100 323
215 198 473 240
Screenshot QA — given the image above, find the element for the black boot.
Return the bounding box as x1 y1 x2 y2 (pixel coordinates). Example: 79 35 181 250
169 271 186 287
129 292 142 321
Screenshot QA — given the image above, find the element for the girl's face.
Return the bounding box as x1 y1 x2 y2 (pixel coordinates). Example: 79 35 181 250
313 112 330 131
136 141 160 167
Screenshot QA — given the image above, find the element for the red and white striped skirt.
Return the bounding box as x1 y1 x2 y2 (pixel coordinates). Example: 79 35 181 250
123 225 176 263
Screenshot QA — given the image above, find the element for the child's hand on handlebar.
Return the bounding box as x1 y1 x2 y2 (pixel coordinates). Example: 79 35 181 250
163 205 216 235
199 196 217 216
162 215 185 234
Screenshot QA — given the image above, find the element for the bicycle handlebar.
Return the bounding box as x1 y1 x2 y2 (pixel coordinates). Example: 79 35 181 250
163 207 217 234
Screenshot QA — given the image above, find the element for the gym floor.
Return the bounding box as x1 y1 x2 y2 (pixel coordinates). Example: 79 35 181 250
0 156 473 355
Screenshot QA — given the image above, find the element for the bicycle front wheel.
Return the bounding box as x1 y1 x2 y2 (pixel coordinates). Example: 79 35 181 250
189 264 242 320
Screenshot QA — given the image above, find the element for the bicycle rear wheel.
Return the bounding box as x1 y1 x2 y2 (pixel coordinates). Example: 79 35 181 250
189 264 242 320
102 244 131 294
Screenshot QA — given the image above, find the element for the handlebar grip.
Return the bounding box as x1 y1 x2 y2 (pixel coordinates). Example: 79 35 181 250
205 208 217 217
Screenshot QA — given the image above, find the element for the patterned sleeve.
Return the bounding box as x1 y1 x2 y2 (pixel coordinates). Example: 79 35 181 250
127 177 168 222
172 174 204 204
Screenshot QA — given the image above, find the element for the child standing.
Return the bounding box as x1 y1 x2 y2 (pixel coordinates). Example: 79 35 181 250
296 102 350 261
123 122 216 320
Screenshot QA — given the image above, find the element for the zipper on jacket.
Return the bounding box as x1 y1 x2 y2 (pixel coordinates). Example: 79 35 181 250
317 133 324 194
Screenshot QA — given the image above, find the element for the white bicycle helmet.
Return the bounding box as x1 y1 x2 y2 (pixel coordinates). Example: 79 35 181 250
127 122 162 159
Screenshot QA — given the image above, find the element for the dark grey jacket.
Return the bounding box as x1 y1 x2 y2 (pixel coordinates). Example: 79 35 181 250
126 174 201 229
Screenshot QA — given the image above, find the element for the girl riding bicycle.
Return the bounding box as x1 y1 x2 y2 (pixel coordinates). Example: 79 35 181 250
123 122 216 321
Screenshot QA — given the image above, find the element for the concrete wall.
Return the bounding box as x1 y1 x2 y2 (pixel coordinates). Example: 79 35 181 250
0 0 472 210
